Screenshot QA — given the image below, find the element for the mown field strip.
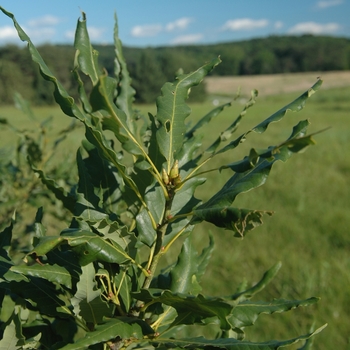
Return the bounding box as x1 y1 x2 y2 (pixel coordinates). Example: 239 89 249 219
205 71 350 97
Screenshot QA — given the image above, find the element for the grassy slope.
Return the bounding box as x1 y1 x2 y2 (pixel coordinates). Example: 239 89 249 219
0 75 349 349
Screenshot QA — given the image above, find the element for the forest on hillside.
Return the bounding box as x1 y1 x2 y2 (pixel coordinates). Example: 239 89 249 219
0 34 349 104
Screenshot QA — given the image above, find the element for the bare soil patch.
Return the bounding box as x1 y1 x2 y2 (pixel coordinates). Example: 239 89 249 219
205 71 350 97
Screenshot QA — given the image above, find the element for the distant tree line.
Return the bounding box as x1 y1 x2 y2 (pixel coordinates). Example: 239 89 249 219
0 35 349 105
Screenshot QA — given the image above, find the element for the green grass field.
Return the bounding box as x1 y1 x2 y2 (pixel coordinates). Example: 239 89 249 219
0 78 349 349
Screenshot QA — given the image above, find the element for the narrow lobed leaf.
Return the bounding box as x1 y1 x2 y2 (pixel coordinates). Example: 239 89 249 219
113 12 136 128
156 57 221 173
253 79 322 134
152 323 327 349
228 297 320 329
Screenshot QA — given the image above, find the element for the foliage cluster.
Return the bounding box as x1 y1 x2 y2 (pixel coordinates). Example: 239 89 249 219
0 8 326 349
1 33 350 104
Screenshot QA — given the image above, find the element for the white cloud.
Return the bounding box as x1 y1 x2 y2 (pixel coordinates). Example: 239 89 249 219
0 23 57 44
28 15 61 27
316 0 343 9
171 34 203 45
87 27 106 40
131 24 162 37
65 30 75 40
166 17 193 31
288 22 340 34
222 18 269 31
0 25 18 40
274 21 283 29
131 17 194 38
31 28 56 43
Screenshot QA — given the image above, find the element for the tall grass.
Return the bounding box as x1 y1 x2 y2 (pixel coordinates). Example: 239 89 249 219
0 85 349 348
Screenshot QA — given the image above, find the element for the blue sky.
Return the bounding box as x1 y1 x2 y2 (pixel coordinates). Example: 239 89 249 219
0 0 349 47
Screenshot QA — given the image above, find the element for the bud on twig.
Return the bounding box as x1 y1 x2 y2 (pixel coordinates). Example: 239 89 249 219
162 168 170 185
173 174 182 186
169 160 179 180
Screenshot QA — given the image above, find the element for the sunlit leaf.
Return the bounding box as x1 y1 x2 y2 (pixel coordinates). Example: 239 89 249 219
10 264 72 289
0 318 21 349
71 264 113 324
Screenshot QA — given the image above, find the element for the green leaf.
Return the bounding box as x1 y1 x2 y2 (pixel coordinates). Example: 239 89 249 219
0 295 16 323
171 177 205 216
25 230 146 274
193 136 311 234
185 102 232 139
176 134 203 175
74 12 100 86
71 264 113 324
113 13 136 127
13 92 36 121
156 57 221 173
297 324 317 350
228 298 319 329
151 234 215 332
193 208 273 237
196 234 215 282
33 207 46 238
169 235 203 295
77 140 139 220
198 158 274 209
30 164 76 214
152 324 327 349
59 318 144 350
0 256 28 284
253 79 322 134
136 207 157 247
205 89 258 155
232 262 282 301
24 236 65 261
144 182 166 227
219 120 316 174
65 231 134 266
75 146 110 222
0 319 21 350
136 180 168 247
114 268 132 312
158 233 214 293
0 220 13 260
90 74 135 149
83 122 146 208
8 277 70 317
10 264 72 289
216 81 322 157
134 289 232 330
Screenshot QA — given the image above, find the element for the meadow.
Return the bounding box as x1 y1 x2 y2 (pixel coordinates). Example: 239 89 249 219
0 72 349 349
